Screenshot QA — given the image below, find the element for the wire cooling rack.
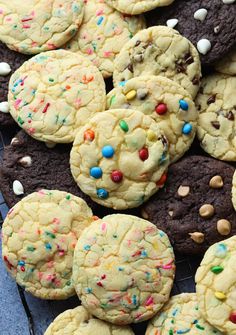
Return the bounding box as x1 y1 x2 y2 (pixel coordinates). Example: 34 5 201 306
0 128 201 335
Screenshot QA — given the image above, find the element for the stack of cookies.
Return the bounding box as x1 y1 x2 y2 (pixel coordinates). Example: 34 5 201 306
0 0 236 334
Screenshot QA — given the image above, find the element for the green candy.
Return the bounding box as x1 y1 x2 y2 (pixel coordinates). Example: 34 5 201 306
211 265 224 274
119 120 129 132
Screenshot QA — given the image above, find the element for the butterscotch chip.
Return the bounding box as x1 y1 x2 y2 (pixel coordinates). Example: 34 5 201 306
199 204 215 218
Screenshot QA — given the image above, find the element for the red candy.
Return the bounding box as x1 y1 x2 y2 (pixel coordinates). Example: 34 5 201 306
230 311 236 323
139 148 149 161
155 103 167 115
111 170 123 183
84 129 95 141
156 173 167 187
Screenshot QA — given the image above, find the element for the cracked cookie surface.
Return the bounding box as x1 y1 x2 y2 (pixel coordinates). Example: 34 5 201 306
72 214 175 325
146 293 222 335
196 73 236 161
105 0 174 15
44 306 134 335
64 0 145 78
70 109 169 210
0 0 84 54
195 236 236 334
113 26 201 99
8 50 106 144
2 189 93 300
107 75 197 163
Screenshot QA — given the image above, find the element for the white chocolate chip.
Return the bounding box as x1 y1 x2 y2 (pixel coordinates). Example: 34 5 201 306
0 101 10 113
10 137 20 146
197 39 211 55
194 8 208 22
199 204 215 218
177 185 190 197
222 0 235 3
214 25 220 34
13 180 24 195
209 175 223 189
45 142 56 148
189 232 205 244
18 156 32 167
0 62 11 76
217 219 231 236
168 211 173 217
166 19 179 29
141 209 149 220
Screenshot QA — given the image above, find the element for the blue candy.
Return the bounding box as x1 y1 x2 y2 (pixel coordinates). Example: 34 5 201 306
90 166 103 179
179 99 189 111
182 123 192 135
97 188 109 199
102 145 114 158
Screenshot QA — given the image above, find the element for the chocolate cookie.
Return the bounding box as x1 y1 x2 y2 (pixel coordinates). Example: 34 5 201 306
0 42 29 128
0 130 106 215
141 155 236 255
146 0 236 66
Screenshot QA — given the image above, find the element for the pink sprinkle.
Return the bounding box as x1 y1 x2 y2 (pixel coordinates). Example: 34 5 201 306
53 218 60 224
127 240 132 247
38 190 45 196
14 99 22 109
46 274 53 281
145 296 154 306
86 48 93 55
21 18 33 22
6 17 12 22
23 24 30 29
104 51 112 57
162 260 173 270
101 274 106 279
114 27 122 35
38 272 43 280
31 41 37 47
47 43 57 49
101 222 107 232
0 9 3 14
8 208 14 216
27 127 35 135
135 313 142 319
75 98 82 106
145 226 156 234
59 250 65 256
42 102 50 113
96 9 104 16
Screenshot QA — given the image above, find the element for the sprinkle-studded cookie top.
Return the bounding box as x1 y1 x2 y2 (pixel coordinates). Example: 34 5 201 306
0 0 84 54
2 190 93 300
72 214 175 325
44 305 135 335
64 0 145 78
8 50 106 144
146 0 236 66
195 236 236 334
146 293 222 335
70 109 169 210
196 73 236 161
113 26 201 99
105 0 174 15
107 75 197 163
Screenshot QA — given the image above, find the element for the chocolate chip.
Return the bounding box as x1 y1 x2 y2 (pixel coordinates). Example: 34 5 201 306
176 62 186 73
211 121 220 129
192 76 200 85
227 111 235 121
184 53 194 64
207 94 216 105
137 88 148 100
127 64 133 73
135 40 141 47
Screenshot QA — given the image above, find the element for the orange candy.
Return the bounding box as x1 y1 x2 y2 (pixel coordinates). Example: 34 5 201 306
84 129 95 141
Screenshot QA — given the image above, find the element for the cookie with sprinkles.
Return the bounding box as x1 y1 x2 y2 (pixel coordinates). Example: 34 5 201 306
2 189 94 300
141 155 236 255
196 73 236 161
44 306 134 335
70 109 170 210
105 0 174 15
107 75 197 163
195 236 236 334
0 42 29 127
215 48 236 75
73 214 175 325
0 0 84 54
146 293 222 335
146 0 236 66
0 130 106 214
113 26 201 99
8 50 106 144
64 0 145 78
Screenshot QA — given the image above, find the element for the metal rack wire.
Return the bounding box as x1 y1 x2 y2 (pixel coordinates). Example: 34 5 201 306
0 129 200 335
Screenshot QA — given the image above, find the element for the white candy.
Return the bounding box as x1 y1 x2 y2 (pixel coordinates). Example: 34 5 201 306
13 180 24 195
197 39 211 55
194 8 208 21
11 137 20 146
0 62 11 76
222 0 235 3
18 156 32 167
0 101 9 113
166 19 179 29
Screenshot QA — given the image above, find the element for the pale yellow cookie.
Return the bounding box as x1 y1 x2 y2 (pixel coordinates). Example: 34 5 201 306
195 236 236 334
8 50 106 144
105 0 174 15
196 73 236 161
113 26 201 99
215 48 236 76
44 306 134 335
73 214 175 325
64 0 145 78
146 293 222 335
2 190 93 300
232 170 236 211
0 0 84 54
70 109 169 210
107 75 197 163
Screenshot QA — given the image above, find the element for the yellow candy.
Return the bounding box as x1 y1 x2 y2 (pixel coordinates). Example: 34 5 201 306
215 291 226 300
126 90 137 100
147 130 157 141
